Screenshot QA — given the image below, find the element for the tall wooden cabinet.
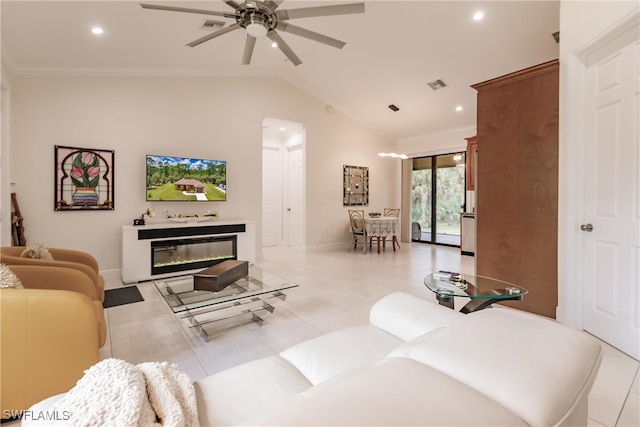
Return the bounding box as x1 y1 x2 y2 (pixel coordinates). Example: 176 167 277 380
472 60 559 318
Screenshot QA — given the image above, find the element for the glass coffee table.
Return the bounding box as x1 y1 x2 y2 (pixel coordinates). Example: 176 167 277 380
154 266 298 341
424 272 528 314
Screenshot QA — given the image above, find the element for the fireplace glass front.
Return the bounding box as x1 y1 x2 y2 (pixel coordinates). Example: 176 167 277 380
151 235 237 275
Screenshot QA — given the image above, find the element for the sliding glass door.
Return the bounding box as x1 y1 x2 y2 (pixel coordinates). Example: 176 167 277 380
411 152 466 246
411 157 433 241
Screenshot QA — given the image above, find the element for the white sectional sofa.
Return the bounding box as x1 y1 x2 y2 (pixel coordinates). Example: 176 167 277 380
24 292 602 426
195 292 602 426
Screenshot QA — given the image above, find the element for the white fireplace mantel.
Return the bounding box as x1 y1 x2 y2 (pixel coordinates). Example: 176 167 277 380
121 219 256 283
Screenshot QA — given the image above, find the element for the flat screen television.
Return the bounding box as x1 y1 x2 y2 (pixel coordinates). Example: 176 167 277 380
146 155 227 202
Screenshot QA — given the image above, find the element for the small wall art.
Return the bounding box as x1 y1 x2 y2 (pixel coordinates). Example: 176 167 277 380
343 165 369 206
54 145 115 211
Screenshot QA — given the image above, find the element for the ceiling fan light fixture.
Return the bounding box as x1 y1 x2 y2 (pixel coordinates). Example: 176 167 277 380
142 1 365 66
246 22 268 37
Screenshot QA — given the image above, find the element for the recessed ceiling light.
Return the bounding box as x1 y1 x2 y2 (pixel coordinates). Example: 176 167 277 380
271 42 278 48
473 11 484 21
280 127 286 131
455 106 463 112
91 26 104 35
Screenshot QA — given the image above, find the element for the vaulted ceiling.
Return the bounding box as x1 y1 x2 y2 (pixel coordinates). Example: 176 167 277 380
1 1 560 140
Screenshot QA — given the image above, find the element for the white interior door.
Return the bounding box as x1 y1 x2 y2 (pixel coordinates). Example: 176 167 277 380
262 146 282 247
286 145 304 249
581 27 639 359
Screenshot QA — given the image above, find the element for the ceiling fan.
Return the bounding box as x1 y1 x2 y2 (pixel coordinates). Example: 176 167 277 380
140 1 365 66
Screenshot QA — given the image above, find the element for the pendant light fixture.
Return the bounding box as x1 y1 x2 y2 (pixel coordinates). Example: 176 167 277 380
379 104 408 159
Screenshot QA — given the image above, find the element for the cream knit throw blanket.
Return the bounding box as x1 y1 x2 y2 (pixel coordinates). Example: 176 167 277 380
49 358 200 426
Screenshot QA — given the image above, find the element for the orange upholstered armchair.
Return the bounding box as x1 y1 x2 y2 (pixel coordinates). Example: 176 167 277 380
8 265 107 347
0 246 105 302
0 289 101 419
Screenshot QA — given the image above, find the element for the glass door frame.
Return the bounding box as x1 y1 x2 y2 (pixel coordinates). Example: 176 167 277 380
411 151 467 247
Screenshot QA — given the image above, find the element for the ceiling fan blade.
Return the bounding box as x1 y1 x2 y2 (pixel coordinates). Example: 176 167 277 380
223 0 242 10
276 3 364 20
263 0 284 10
242 35 257 65
277 22 346 49
140 3 234 18
267 31 302 66
187 23 242 47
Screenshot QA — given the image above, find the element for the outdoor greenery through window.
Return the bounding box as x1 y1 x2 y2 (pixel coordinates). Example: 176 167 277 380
411 152 466 246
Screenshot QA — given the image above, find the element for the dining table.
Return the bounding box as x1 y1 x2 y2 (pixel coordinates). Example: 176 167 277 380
364 216 400 254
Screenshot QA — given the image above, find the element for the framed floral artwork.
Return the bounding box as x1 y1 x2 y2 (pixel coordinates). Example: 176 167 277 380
343 165 369 206
54 145 115 211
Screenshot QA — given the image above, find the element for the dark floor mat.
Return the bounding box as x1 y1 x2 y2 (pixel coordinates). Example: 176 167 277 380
103 285 144 308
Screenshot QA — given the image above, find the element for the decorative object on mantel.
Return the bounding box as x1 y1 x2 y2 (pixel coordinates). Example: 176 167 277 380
368 212 381 217
343 165 369 206
204 210 219 219
55 145 114 211
163 210 220 223
168 216 211 223
133 207 154 226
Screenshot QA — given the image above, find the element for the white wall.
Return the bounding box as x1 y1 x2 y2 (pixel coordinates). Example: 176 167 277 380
7 74 397 272
0 63 13 247
560 1 639 53
306 110 401 248
398 126 475 158
557 0 639 326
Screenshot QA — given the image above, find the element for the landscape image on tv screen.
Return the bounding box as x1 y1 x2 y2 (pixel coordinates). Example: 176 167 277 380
146 155 227 202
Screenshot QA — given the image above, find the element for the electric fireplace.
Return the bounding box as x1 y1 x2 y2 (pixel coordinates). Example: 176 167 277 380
151 235 237 275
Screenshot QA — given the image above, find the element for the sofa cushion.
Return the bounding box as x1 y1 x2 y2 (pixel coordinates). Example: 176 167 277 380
1 289 100 417
279 324 402 386
252 357 527 426
195 356 311 427
389 307 603 427
368 292 464 342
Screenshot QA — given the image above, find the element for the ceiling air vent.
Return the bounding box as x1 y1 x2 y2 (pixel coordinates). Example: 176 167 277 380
428 79 447 91
201 19 225 31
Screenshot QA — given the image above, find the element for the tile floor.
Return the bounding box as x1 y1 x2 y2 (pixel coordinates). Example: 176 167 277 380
101 243 639 427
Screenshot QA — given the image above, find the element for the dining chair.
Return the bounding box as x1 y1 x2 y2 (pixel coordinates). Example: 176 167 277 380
348 210 369 253
382 208 401 250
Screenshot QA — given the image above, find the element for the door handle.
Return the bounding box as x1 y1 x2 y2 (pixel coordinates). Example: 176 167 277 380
287 208 291 211
580 223 593 232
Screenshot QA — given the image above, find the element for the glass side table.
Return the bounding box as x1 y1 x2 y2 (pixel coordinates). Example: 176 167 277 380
424 272 528 314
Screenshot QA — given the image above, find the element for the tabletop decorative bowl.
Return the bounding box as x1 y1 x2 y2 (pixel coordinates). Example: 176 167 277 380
368 212 381 218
